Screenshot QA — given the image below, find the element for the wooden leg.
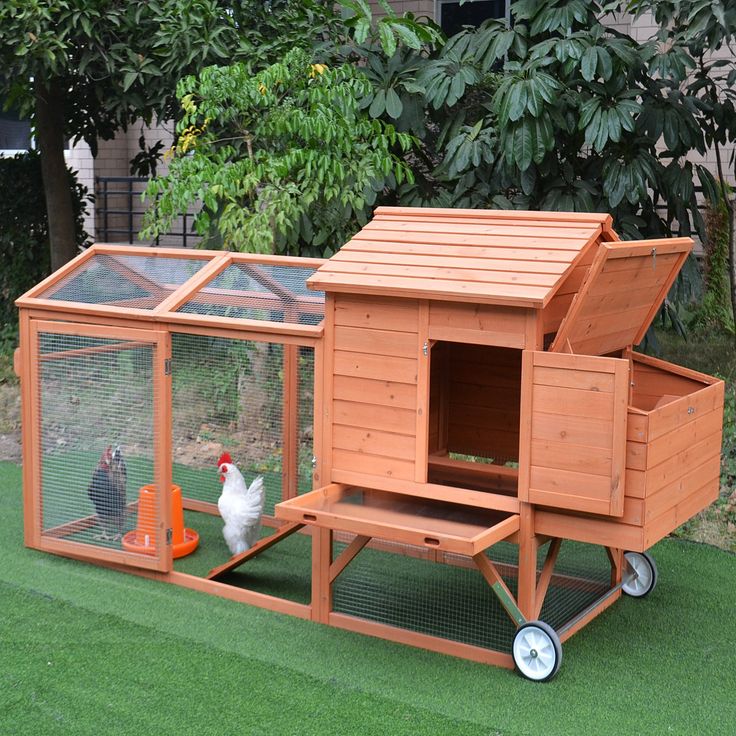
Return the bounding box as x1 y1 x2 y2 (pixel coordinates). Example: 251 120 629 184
311 527 332 624
517 503 538 620
606 546 624 587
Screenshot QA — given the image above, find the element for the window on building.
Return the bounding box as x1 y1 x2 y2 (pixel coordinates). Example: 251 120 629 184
0 107 32 153
437 0 508 37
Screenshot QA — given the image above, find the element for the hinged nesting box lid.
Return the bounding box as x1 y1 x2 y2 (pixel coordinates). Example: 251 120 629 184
308 207 612 308
551 237 693 356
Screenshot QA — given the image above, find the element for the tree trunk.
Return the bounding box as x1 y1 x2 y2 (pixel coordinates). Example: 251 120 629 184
35 78 78 271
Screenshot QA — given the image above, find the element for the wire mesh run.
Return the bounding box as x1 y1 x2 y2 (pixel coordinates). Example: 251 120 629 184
297 346 315 495
37 332 158 555
171 333 315 518
39 253 208 308
332 538 613 654
333 540 519 652
537 540 612 631
177 263 324 325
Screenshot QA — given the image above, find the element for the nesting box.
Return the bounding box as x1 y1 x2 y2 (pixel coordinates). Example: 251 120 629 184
16 208 724 681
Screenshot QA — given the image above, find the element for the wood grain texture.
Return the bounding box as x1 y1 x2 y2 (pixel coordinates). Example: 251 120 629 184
552 238 692 355
519 351 629 516
309 207 605 306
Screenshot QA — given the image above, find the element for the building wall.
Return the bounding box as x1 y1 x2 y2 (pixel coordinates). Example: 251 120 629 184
64 140 95 237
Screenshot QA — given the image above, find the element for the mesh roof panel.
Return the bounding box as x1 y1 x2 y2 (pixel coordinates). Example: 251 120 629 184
178 263 324 325
40 253 209 309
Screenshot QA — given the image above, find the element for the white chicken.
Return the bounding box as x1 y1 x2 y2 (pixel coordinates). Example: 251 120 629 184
216 452 265 556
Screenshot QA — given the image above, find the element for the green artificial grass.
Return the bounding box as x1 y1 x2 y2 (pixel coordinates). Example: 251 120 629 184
2 460 736 735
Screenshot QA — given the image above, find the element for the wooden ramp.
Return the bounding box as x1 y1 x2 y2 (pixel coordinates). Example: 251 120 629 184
206 522 304 580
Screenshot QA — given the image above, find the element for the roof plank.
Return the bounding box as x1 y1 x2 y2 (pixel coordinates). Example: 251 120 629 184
364 220 599 240
374 206 613 227
311 207 608 306
331 250 571 274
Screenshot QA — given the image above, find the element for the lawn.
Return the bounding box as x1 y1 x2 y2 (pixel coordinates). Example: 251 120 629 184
1 461 735 735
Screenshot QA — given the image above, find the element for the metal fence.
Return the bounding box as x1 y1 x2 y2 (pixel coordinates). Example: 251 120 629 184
95 176 196 247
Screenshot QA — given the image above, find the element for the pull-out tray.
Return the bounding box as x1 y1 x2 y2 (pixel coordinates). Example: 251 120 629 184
276 484 520 556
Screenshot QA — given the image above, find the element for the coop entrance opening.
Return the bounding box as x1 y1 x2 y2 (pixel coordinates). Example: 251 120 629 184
427 342 521 495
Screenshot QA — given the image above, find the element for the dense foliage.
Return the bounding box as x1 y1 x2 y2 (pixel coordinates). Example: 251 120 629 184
691 190 735 333
141 49 415 255
0 0 240 266
356 0 731 242
0 153 88 346
143 0 735 262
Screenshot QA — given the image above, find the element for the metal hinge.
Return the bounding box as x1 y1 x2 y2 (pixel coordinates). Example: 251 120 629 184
651 247 657 270
422 340 428 357
166 528 173 544
164 358 172 375
311 455 317 469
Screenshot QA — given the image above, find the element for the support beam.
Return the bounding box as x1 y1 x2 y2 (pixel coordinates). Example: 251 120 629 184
329 535 370 583
533 538 561 619
473 552 525 626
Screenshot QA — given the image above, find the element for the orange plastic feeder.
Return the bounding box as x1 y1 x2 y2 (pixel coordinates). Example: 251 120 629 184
122 484 199 558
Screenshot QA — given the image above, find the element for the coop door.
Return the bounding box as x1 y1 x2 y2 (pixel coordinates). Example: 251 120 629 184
518 351 629 517
28 321 171 572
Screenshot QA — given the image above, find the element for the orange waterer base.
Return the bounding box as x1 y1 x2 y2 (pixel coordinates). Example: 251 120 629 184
122 484 199 558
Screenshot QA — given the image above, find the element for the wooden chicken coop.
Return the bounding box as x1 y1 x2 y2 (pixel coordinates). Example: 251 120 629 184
16 208 724 681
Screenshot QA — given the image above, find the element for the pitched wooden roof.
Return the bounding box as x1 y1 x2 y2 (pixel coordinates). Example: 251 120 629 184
308 207 614 308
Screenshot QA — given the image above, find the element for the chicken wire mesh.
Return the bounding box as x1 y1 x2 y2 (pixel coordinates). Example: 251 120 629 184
177 263 324 325
37 331 159 556
537 540 612 632
171 333 315 522
332 537 612 654
38 253 208 309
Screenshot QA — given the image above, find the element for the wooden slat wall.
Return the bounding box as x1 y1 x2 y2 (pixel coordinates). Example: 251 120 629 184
444 344 522 463
331 295 419 482
428 302 528 348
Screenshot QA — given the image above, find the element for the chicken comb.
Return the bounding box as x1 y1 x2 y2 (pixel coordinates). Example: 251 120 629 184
217 452 232 467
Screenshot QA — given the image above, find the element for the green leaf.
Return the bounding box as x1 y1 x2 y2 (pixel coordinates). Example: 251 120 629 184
384 87 403 119
378 22 397 58
369 89 386 118
581 46 597 81
354 17 370 44
122 71 138 92
596 48 613 81
508 82 528 122
513 122 534 171
448 74 465 107
391 22 421 50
